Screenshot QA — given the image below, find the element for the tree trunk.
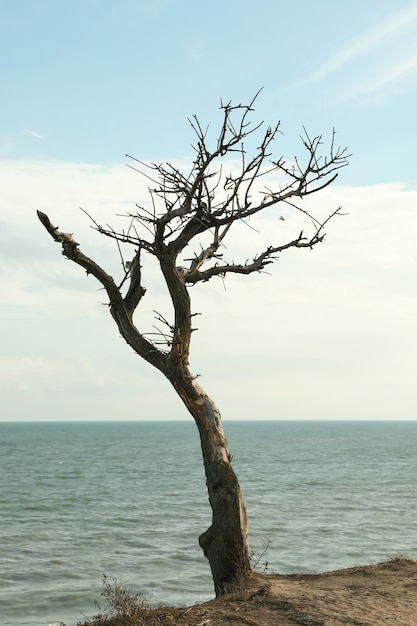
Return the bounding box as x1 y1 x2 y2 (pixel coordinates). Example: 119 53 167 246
172 376 250 596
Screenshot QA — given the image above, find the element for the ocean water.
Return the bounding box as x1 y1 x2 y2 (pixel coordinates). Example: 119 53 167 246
1 420 417 626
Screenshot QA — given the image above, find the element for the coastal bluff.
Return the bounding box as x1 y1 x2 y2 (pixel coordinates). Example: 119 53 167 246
84 557 417 625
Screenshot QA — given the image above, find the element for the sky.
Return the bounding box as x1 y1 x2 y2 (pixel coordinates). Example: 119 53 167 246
1 0 417 422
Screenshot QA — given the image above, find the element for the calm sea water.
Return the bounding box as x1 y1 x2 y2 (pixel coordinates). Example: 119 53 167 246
1 420 417 626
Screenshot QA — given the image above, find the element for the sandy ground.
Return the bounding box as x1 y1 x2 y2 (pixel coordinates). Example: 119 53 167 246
175 558 417 626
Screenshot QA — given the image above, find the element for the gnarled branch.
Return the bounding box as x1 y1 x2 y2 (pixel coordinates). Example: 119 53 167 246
36 211 166 372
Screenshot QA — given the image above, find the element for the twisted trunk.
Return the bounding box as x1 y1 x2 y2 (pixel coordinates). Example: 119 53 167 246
158 251 250 593
172 376 250 595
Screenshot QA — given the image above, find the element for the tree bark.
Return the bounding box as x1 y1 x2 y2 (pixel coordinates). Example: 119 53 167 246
172 376 250 595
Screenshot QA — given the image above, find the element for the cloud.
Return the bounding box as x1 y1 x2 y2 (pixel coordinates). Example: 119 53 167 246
289 4 417 100
24 129 43 139
341 52 417 101
309 4 417 82
1 160 417 421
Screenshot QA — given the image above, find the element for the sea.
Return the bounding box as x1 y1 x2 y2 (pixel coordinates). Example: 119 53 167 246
1 420 417 626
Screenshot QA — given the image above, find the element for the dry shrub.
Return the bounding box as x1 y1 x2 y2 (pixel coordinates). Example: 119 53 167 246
76 575 179 626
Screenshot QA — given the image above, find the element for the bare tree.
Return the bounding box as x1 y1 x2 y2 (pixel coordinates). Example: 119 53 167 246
37 93 349 596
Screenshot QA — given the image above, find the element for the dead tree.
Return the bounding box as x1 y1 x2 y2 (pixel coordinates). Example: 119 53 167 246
37 93 349 596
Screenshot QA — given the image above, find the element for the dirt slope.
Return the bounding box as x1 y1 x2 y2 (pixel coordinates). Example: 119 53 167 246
176 558 417 626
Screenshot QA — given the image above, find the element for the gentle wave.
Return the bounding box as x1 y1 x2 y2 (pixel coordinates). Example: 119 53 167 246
1 420 417 626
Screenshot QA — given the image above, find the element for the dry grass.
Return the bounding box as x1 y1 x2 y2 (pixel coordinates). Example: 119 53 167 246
73 575 181 626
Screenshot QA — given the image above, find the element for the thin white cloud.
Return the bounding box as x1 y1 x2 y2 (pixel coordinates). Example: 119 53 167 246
343 52 417 100
288 3 417 100
308 4 417 83
24 129 43 139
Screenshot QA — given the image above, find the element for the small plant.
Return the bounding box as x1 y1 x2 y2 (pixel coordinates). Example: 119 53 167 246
250 538 273 573
77 575 178 626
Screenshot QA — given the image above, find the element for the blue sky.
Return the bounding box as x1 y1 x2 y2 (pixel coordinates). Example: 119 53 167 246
1 0 417 421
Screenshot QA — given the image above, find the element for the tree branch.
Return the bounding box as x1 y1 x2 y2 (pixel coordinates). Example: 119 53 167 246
37 211 120 298
123 249 146 320
36 210 166 372
119 104 349 267
184 226 330 284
